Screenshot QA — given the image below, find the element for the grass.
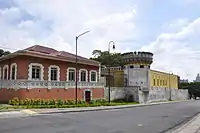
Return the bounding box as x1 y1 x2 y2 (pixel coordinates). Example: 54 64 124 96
0 101 139 111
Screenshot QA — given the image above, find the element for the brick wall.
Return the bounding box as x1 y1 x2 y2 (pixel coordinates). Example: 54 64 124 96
0 88 104 103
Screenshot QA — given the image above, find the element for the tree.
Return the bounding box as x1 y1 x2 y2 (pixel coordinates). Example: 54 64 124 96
0 49 11 57
180 82 200 99
90 50 124 67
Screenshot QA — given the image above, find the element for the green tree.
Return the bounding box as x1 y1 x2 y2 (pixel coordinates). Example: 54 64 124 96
180 82 200 99
90 50 124 67
0 49 11 57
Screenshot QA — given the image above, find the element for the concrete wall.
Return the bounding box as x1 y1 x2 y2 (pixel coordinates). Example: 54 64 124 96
138 88 189 103
104 87 189 103
104 87 139 102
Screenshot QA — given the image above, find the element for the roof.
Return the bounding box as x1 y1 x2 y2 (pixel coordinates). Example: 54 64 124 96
0 45 100 66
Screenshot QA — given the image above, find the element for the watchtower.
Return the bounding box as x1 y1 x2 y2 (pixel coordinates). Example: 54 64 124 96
122 52 153 91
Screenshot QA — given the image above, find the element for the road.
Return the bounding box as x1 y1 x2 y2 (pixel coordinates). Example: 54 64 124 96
0 100 200 133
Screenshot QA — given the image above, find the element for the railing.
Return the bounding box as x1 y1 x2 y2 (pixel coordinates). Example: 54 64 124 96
0 80 105 89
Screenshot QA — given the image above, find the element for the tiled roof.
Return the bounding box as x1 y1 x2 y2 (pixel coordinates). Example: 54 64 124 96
0 45 100 66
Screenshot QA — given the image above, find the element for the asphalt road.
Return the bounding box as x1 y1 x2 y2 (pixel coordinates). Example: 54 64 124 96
0 100 200 133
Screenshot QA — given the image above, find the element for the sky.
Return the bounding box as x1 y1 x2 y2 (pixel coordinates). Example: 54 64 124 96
0 0 200 81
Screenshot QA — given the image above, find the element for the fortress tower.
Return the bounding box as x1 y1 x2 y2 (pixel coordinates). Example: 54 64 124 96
122 52 153 91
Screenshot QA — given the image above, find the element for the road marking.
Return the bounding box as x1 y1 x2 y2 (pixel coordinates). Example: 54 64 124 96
137 124 143 127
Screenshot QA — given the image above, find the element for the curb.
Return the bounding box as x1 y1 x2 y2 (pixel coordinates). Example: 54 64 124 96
38 100 191 114
168 113 200 133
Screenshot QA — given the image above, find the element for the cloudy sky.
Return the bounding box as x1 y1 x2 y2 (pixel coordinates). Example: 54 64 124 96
0 0 200 81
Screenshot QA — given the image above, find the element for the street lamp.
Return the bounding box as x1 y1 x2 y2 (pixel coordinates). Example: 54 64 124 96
168 71 172 101
108 41 115 103
75 31 90 104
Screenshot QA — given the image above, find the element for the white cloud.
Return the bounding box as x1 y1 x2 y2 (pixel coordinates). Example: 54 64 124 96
0 0 137 56
141 18 200 81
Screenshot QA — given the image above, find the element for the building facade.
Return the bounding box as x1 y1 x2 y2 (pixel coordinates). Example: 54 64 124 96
0 45 104 102
102 52 179 89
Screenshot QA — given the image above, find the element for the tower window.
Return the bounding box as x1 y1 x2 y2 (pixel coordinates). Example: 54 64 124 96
140 65 144 68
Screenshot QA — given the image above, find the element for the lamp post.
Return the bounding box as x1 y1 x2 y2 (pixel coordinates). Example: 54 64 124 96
75 31 90 104
108 41 115 103
168 71 172 101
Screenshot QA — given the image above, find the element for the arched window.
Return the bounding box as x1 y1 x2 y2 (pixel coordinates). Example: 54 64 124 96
10 63 17 80
3 65 8 80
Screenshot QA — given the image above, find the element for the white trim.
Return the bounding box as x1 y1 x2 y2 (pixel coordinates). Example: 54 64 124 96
98 64 101 82
0 67 1 80
28 63 44 80
79 69 88 82
89 70 97 82
67 67 76 81
3 65 9 80
48 65 60 81
83 89 92 101
10 63 17 80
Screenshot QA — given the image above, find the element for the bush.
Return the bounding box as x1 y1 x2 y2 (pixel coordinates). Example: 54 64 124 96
8 98 136 108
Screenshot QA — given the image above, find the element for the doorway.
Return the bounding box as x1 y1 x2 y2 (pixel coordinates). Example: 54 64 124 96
85 90 91 103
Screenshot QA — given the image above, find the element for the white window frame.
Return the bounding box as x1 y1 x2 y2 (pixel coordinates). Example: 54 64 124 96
10 63 17 80
67 67 76 81
79 69 88 82
48 65 60 81
89 70 97 82
28 63 44 80
3 65 9 80
0 67 1 80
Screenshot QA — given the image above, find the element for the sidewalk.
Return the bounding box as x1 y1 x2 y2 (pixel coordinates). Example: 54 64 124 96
170 113 200 133
28 100 190 115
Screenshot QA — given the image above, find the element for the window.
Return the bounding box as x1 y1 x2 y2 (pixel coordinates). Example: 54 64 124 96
48 65 60 81
28 63 44 80
3 65 8 80
10 63 17 80
4 68 8 79
140 65 144 68
160 80 162 86
130 65 134 68
163 80 165 86
11 66 15 80
51 68 58 81
90 71 97 82
32 66 41 80
68 68 75 81
153 79 156 86
80 70 87 81
157 79 159 86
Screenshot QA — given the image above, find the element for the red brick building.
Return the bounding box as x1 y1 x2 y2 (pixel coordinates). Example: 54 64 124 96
0 45 104 102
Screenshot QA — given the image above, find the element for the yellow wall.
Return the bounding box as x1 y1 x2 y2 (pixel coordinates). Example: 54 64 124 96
111 70 124 87
150 70 178 89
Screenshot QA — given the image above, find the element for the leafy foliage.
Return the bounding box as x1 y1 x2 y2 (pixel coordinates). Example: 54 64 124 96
180 82 200 99
8 98 138 109
0 49 11 57
90 50 124 67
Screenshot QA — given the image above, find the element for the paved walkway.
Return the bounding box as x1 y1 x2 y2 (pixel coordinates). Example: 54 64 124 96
170 113 200 133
